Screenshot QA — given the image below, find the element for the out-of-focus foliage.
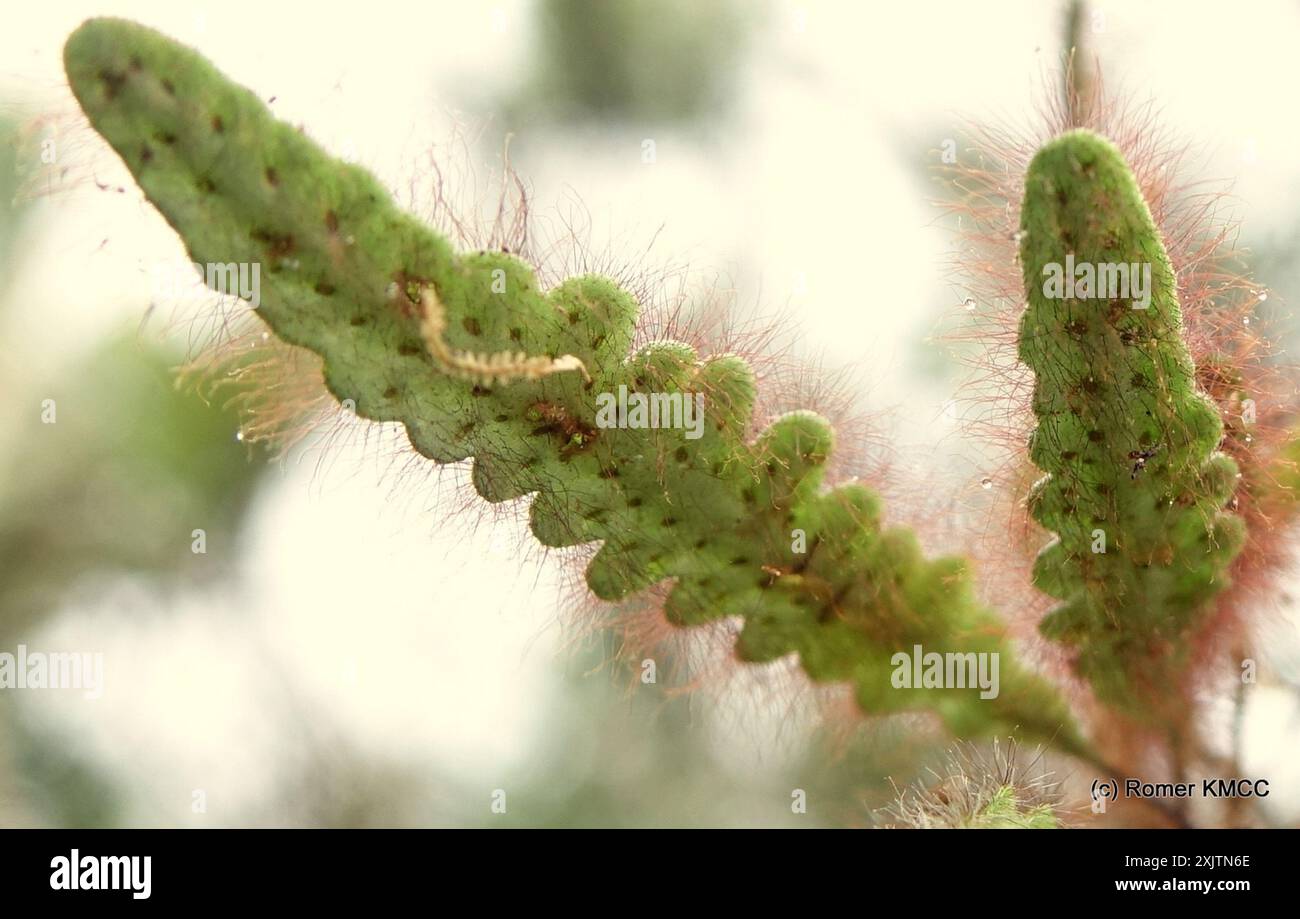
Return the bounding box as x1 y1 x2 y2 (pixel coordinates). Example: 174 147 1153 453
507 0 751 127
0 119 27 272
0 335 264 641
0 112 268 828
265 634 903 828
1 113 263 640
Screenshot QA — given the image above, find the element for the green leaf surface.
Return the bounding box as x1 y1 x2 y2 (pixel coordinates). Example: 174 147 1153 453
1017 130 1245 711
